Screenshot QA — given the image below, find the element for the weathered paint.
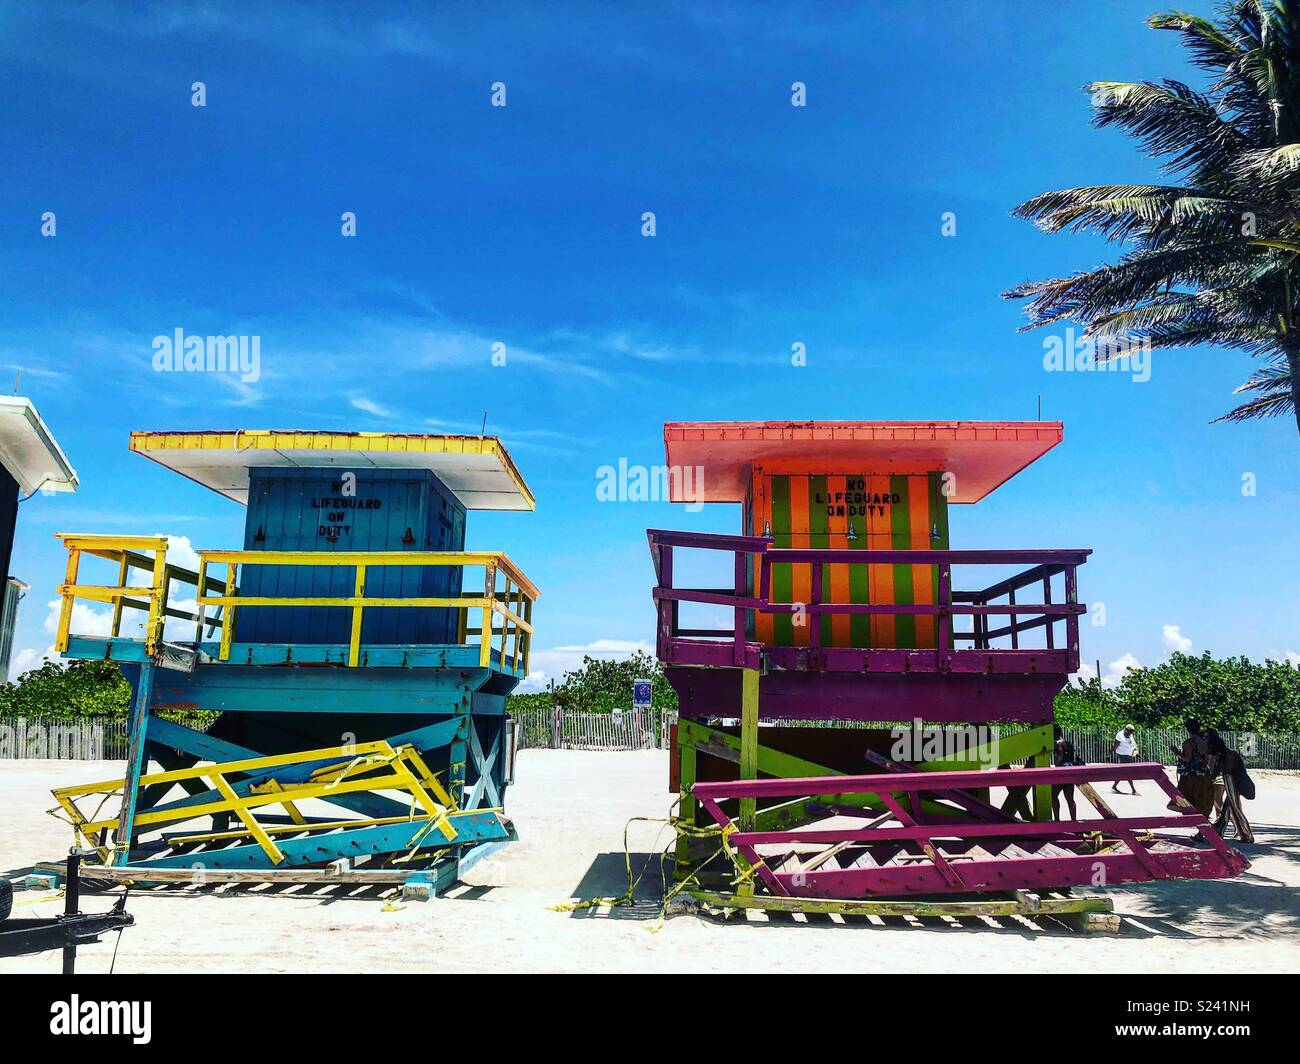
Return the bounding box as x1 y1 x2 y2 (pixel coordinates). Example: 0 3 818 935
238 467 466 646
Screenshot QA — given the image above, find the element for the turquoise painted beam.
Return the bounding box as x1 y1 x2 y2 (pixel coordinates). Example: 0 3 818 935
148 715 466 769
465 723 502 810
113 661 156 867
133 810 511 869
146 663 485 716
198 642 525 677
60 635 527 681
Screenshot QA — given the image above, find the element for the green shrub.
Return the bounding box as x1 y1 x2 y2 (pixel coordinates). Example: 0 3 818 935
1053 653 1300 734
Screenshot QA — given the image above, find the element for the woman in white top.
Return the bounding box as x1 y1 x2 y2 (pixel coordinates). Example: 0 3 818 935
1111 724 1140 795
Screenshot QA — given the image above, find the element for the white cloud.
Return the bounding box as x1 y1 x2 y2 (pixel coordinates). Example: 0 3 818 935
120 535 201 585
519 638 655 693
8 644 59 681
1077 625 1195 690
350 395 393 417
41 597 114 638
1287 651 1300 668
164 535 201 572
1077 651 1142 689
1161 624 1193 654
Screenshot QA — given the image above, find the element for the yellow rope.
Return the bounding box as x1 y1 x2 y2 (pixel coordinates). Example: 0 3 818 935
549 799 742 931
14 887 67 908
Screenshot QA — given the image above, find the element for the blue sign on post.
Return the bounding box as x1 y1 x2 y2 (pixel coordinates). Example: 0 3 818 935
633 679 653 710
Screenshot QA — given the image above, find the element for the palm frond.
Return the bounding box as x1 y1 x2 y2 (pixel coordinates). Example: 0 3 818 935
1006 1 1300 427
1148 10 1245 74
1214 360 1297 420
1086 79 1250 180
1010 184 1258 243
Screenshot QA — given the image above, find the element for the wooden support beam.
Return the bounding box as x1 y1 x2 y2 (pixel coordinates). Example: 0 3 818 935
689 889 1116 922
113 661 155 867
58 863 444 885
738 667 759 834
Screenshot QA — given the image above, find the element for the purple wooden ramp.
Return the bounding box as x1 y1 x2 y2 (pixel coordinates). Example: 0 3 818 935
692 762 1249 900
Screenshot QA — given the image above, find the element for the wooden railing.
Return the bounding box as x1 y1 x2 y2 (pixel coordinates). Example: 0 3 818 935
53 534 538 671
54 534 226 657
196 549 537 670
647 528 1090 673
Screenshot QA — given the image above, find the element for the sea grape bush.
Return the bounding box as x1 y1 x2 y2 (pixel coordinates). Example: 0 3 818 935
1055 653 1300 734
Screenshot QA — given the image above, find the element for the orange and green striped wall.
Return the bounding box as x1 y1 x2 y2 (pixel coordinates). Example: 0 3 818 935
750 470 950 650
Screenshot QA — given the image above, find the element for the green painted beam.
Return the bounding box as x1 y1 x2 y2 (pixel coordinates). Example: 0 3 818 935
921 723 1053 772
677 720 975 830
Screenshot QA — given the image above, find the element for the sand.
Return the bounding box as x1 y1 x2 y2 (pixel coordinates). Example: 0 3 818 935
2 750 1297 973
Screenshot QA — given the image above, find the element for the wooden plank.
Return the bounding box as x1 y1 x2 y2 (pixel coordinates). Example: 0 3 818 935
798 839 856 874
42 862 441 885
690 889 1115 920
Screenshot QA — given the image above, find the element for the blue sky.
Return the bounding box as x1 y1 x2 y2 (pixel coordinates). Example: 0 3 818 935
1 1 1296 687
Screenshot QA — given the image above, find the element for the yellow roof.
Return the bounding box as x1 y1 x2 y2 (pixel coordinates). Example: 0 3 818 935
129 430 535 511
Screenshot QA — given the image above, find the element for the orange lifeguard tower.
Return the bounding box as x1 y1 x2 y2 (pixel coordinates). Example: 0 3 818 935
647 419 1246 924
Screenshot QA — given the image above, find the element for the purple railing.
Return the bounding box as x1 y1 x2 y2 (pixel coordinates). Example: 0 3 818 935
647 529 1090 675
692 762 1247 898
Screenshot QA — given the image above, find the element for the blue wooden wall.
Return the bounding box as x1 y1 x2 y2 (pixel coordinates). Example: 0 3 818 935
234 467 467 646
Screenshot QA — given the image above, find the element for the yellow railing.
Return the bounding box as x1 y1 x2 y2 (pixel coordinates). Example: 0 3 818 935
52 534 538 671
195 549 538 670
54 534 224 658
50 739 462 865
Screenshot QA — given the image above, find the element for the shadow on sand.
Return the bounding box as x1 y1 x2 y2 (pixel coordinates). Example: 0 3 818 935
565 829 1298 938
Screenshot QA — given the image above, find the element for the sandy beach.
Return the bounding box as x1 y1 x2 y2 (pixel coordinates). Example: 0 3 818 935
2 750 1297 974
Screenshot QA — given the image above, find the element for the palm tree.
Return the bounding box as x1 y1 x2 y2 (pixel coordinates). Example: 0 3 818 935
1004 3 1300 434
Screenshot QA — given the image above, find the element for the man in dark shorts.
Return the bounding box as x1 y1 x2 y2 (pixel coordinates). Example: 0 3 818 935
1112 724 1139 794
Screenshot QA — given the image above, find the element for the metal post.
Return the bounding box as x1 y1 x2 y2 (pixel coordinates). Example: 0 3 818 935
62 851 81 975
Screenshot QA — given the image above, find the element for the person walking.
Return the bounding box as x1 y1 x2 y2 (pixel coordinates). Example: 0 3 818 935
1206 729 1255 844
1052 732 1082 820
1170 719 1214 817
1111 724 1140 795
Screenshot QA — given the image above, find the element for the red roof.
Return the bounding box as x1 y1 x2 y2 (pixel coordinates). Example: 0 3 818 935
663 420 1063 504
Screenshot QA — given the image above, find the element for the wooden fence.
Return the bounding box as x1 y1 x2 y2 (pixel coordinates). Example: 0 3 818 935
0 716 127 760
4 713 1297 770
512 711 1300 768
513 705 673 751
1060 725 1300 771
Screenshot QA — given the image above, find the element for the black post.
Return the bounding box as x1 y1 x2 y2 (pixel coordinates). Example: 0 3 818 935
62 851 81 975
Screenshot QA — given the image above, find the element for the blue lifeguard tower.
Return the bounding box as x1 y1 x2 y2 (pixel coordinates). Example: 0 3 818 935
50 430 538 893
